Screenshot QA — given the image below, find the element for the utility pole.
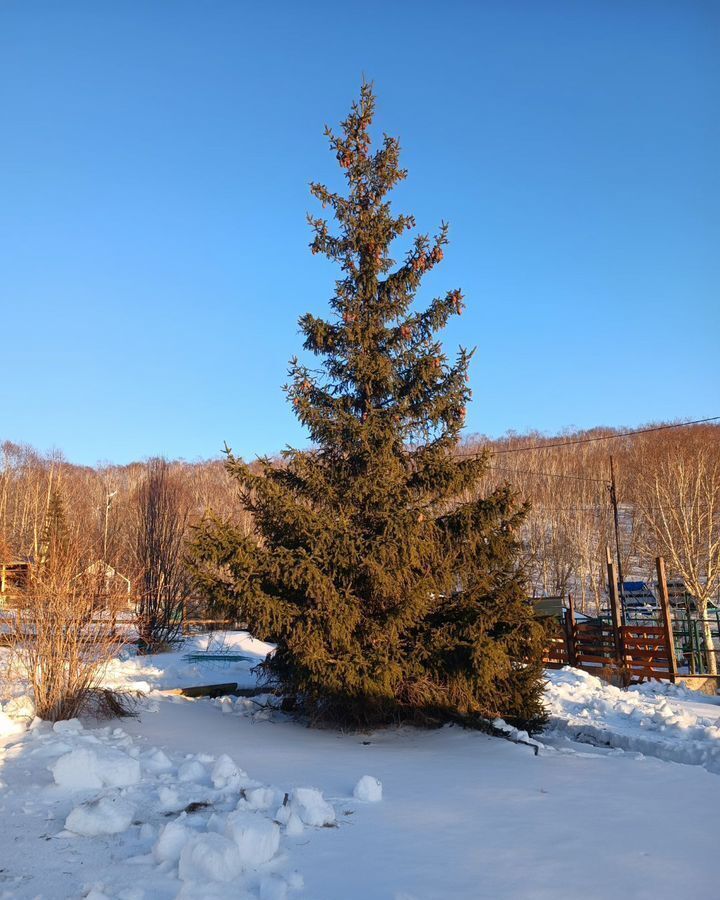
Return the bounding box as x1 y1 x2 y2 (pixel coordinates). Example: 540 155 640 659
103 490 117 562
608 456 625 608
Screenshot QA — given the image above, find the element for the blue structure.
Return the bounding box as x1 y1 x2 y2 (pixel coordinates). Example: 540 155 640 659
623 581 658 608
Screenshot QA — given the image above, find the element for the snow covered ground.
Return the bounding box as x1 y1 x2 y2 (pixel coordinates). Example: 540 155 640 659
545 667 720 773
2 633 720 899
102 631 276 694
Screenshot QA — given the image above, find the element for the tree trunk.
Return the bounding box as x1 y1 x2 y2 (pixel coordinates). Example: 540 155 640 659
697 598 718 675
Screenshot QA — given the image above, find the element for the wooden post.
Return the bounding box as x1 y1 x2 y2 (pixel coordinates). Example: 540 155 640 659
565 594 577 667
656 556 678 683
606 546 626 682
609 456 626 606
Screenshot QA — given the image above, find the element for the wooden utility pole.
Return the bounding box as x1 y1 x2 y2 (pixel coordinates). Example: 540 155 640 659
656 556 678 683
606 546 626 680
103 490 117 562
609 456 625 606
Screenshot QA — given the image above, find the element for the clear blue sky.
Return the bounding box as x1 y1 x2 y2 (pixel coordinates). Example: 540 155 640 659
1 1 718 466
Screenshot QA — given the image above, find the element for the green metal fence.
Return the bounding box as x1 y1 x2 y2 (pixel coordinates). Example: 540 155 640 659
622 598 720 676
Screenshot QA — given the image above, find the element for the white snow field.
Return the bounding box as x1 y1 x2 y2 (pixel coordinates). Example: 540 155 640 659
1 633 720 899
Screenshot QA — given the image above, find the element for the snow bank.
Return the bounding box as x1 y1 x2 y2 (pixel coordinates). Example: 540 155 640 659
353 774 382 802
101 630 275 693
545 667 720 772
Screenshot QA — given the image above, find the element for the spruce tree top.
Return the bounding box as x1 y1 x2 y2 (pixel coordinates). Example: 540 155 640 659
292 83 481 488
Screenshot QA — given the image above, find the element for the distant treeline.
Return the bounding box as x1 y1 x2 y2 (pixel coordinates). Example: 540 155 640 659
2 422 718 613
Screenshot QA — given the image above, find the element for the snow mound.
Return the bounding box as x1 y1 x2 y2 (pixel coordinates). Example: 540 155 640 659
52 746 141 789
244 786 277 810
277 787 335 827
65 795 135 836
284 812 304 836
178 832 243 883
53 717 83 735
224 810 280 868
178 759 207 783
2 694 35 720
0 708 25 736
143 748 173 773
353 774 382 802
157 785 182 812
154 816 193 864
212 753 248 790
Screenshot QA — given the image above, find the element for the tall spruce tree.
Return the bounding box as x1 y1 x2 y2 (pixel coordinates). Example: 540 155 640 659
192 84 546 731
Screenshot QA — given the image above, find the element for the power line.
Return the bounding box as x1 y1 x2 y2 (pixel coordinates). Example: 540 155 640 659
487 465 607 485
526 504 716 513
460 416 720 457
522 506 608 513
494 416 720 453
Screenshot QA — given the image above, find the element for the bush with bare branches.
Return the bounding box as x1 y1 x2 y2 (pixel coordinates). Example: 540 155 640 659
133 458 191 651
5 547 126 721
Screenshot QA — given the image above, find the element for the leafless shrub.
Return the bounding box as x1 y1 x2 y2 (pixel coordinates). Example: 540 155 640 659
133 458 192 651
6 548 127 721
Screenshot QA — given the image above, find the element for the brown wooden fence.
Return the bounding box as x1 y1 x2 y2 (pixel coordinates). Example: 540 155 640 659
542 555 680 686
543 631 570 668
573 620 619 670
620 624 675 681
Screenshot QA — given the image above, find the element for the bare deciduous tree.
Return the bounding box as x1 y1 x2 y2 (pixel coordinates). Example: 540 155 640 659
2 426 718 628
638 449 720 674
133 458 191 650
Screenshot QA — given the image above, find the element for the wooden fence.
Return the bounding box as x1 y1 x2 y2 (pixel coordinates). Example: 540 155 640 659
620 623 676 681
543 555 679 686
